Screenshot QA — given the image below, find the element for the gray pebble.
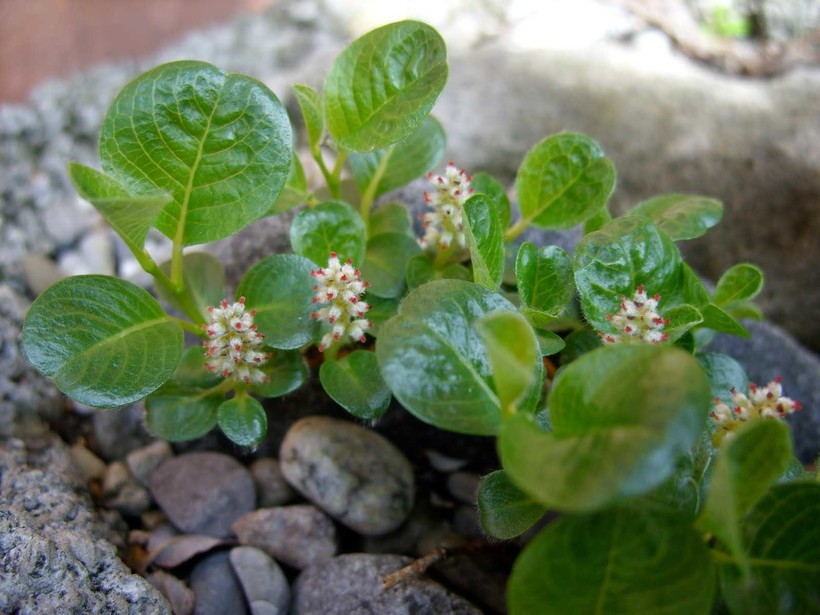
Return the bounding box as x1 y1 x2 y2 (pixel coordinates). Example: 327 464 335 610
280 416 414 536
230 546 290 613
447 472 480 505
190 551 246 615
126 440 174 487
151 452 255 538
250 457 297 508
68 441 107 482
232 504 337 570
291 554 481 614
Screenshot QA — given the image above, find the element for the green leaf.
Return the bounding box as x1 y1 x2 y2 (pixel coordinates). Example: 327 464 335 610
470 172 511 230
361 233 420 298
22 275 182 407
145 381 221 441
534 329 566 356
236 254 317 349
172 345 222 389
508 508 716 615
573 217 684 332
719 483 820 615
377 280 532 435
267 153 308 215
477 470 547 540
700 303 750 338
290 200 366 266
67 162 169 253
252 349 308 398
323 21 448 152
515 243 574 321
726 302 764 321
663 304 704 342
368 202 415 238
628 194 723 241
218 395 267 446
559 329 602 365
157 252 225 319
405 253 470 290
583 206 611 234
99 61 292 245
499 344 711 511
681 262 711 307
463 194 504 289
366 295 401 337
476 311 540 413
348 115 445 198
699 420 793 572
319 350 391 420
713 263 764 308
292 84 324 150
696 352 748 403
515 133 616 230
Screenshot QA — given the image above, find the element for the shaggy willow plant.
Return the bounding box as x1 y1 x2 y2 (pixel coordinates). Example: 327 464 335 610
22 20 819 614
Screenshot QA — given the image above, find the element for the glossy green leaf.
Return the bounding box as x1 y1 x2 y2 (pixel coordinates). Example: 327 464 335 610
463 194 504 289
22 275 182 407
67 162 169 253
629 194 723 241
499 344 711 511
726 302 764 321
515 133 615 230
559 329 602 365
218 395 267 446
252 349 308 398
515 243 574 322
366 295 401 337
719 482 820 615
361 233 420 298
144 381 221 441
470 172 511 230
534 329 566 356
476 311 540 413
368 201 414 238
323 21 448 152
696 352 748 403
574 217 684 332
714 263 764 308
348 115 445 198
319 350 391 420
171 345 222 389
663 304 703 342
681 262 711 307
236 254 317 349
267 153 308 215
292 84 325 150
157 252 225 320
477 470 547 540
377 280 531 435
583 206 611 234
290 200 366 266
508 508 715 615
405 253 471 290
699 420 793 572
99 61 292 245
700 303 750 338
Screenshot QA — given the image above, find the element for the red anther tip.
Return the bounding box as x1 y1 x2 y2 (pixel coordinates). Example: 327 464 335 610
328 317 335 324
330 252 336 258
730 387 737 394
653 294 660 301
448 161 454 166
333 333 340 340
311 312 318 319
427 172 433 179
661 334 669 341
263 376 271 383
359 336 366 342
368 320 374 327
235 323 242 330
311 298 319 304
775 376 783 383
351 297 358 304
340 275 347 281
734 407 742 414
795 401 803 411
363 281 370 288
249 310 256 317
637 284 644 292
327 292 333 299
238 296 245 303
437 177 444 184
714 397 721 403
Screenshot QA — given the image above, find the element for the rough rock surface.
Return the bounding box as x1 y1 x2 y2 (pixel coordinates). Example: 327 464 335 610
280 416 415 535
0 435 169 614
291 553 482 615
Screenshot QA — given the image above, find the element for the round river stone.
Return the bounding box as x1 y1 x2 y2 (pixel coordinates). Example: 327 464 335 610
280 416 414 536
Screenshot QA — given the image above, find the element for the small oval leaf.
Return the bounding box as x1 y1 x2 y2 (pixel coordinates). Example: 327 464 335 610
23 275 183 407
323 21 448 152
218 396 267 446
515 133 615 230
477 470 547 540
629 193 723 241
157 252 226 320
471 172 511 230
463 194 504 290
145 383 221 441
292 84 325 150
290 200 366 266
368 202 415 238
319 350 391 420
515 242 574 321
252 349 308 398
713 263 764 307
361 233 421 298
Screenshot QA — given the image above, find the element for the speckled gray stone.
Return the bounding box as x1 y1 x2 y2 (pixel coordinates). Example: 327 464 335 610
230 546 290 614
291 554 481 615
280 416 415 536
249 457 297 508
150 452 255 538
232 504 337 570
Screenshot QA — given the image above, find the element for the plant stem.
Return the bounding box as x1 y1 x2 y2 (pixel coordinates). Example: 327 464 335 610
170 316 205 337
312 145 336 197
433 243 456 269
323 342 340 362
329 150 349 199
504 216 530 243
359 146 395 229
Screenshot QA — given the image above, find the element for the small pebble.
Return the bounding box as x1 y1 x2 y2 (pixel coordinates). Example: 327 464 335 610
250 458 297 508
447 472 480 505
150 452 255 538
126 440 173 487
280 416 414 536
232 504 337 570
230 546 290 613
189 551 246 615
101 461 130 497
68 442 106 482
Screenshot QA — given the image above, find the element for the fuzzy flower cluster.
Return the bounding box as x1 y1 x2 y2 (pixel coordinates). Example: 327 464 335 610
711 377 803 444
202 297 271 384
419 162 474 250
310 253 372 352
599 285 670 344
